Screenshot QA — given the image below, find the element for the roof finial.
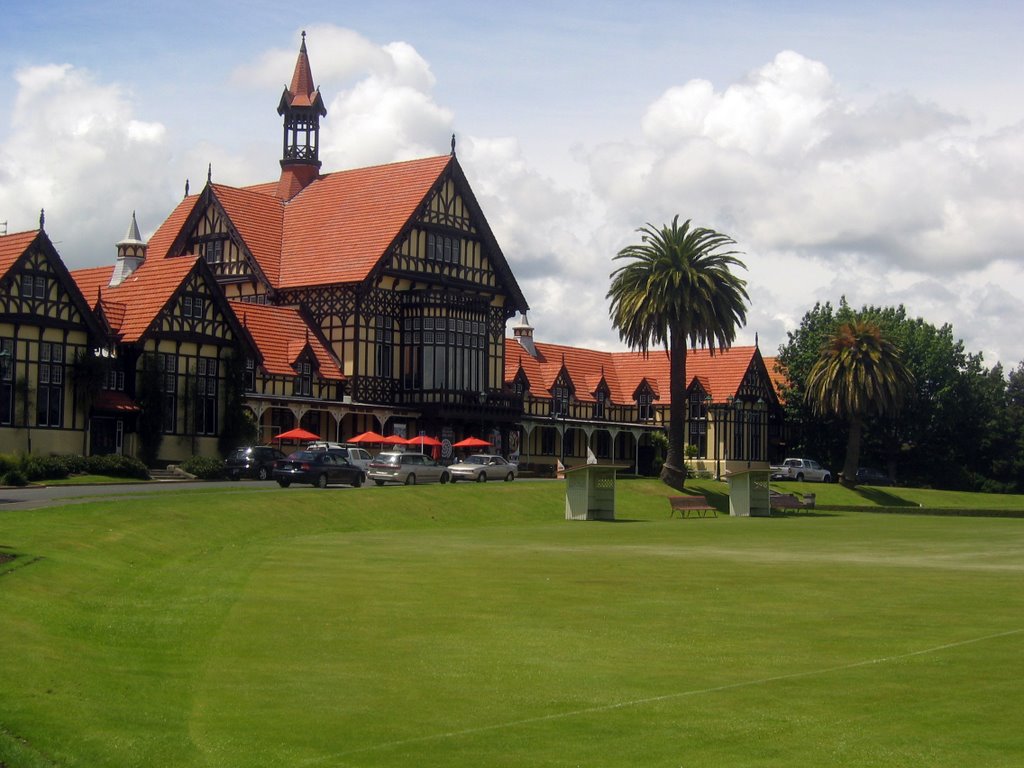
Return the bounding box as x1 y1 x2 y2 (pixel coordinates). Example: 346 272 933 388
207 163 212 184
39 208 45 230
184 178 190 197
755 332 759 348
450 133 456 156
301 29 307 51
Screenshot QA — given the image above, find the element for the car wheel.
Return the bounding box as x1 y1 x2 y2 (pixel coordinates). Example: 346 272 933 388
823 474 832 483
277 479 290 488
257 466 270 481
405 474 416 485
795 473 804 482
352 473 364 488
477 472 487 483
505 472 514 482
440 472 450 484
450 475 458 483
374 480 385 486
316 473 329 489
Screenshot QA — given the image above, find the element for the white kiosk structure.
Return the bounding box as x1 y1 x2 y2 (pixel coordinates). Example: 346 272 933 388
726 469 772 517
564 464 628 521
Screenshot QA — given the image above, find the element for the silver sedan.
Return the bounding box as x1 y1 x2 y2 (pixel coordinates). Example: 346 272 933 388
448 454 518 483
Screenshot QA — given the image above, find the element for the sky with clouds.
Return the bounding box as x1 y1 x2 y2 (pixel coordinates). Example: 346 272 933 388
2 0 1023 368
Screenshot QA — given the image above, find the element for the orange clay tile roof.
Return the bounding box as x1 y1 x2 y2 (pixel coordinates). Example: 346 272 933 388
763 356 788 403
71 258 198 343
230 300 342 380
276 154 451 288
0 229 39 277
210 183 284 285
506 339 765 406
154 155 452 291
146 195 195 262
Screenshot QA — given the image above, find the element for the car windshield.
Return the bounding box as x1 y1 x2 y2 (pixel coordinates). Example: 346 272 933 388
286 451 318 461
464 456 486 465
375 454 402 465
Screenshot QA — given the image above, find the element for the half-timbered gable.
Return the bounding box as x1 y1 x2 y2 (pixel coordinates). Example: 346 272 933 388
0 228 103 453
71 253 251 461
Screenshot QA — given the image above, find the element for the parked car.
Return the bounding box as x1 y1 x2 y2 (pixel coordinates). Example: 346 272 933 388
273 450 365 488
770 458 833 483
367 452 451 486
855 467 892 486
225 445 287 480
448 454 518 482
306 442 372 471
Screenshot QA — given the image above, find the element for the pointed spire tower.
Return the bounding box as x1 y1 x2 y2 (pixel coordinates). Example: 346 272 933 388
109 211 147 287
277 31 327 200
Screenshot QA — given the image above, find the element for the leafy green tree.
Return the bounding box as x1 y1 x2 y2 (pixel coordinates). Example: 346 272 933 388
805 319 914 488
607 216 748 489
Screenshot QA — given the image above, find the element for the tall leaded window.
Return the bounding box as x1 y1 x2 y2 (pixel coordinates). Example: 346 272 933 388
1 338 14 426
36 342 64 427
195 357 218 435
733 410 745 461
244 357 256 392
687 391 708 458
407 313 486 393
375 316 393 378
202 239 225 264
294 360 312 397
593 388 606 419
159 353 178 433
749 412 763 461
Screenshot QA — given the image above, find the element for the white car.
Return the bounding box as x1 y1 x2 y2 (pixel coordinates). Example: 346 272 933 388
770 458 833 483
449 454 518 483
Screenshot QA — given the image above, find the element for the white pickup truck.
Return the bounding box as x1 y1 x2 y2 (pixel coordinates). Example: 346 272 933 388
770 458 833 483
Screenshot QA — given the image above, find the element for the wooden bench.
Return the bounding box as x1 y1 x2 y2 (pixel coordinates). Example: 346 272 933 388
770 492 810 513
668 495 717 518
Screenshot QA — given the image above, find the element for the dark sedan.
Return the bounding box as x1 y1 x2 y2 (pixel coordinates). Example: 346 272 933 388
225 446 286 480
273 451 365 488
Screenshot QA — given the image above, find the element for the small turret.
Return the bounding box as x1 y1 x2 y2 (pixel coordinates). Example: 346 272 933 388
276 31 327 200
109 211 147 287
512 312 537 358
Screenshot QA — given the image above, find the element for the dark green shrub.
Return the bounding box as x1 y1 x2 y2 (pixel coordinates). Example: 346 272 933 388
2 469 28 486
23 455 72 481
84 454 150 480
180 455 225 480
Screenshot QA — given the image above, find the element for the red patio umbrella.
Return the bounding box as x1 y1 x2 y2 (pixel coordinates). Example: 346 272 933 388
347 430 386 444
275 427 321 441
380 434 409 446
405 435 442 447
452 436 491 449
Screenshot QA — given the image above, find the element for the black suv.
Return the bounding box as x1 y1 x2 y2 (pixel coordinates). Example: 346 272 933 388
225 446 287 480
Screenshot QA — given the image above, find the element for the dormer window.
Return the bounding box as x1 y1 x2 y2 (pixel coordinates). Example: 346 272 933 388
294 360 312 396
593 388 607 419
637 392 654 421
551 385 569 417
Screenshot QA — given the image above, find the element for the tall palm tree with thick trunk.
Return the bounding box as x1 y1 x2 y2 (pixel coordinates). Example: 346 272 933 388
607 216 748 490
805 319 914 488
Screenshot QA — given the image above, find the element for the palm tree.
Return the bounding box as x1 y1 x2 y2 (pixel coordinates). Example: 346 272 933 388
805 319 914 488
607 216 748 489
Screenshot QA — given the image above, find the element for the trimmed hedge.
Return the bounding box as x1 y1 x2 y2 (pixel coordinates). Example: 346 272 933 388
179 455 225 480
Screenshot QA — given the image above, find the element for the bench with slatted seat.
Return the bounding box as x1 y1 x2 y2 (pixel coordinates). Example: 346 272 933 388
770 492 811 513
668 495 717 518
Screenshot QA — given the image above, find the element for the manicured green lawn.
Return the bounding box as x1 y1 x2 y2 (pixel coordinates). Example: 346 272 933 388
1 480 1023 766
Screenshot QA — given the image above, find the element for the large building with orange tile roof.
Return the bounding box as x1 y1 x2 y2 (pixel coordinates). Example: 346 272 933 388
0 35 784 473
504 315 782 476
